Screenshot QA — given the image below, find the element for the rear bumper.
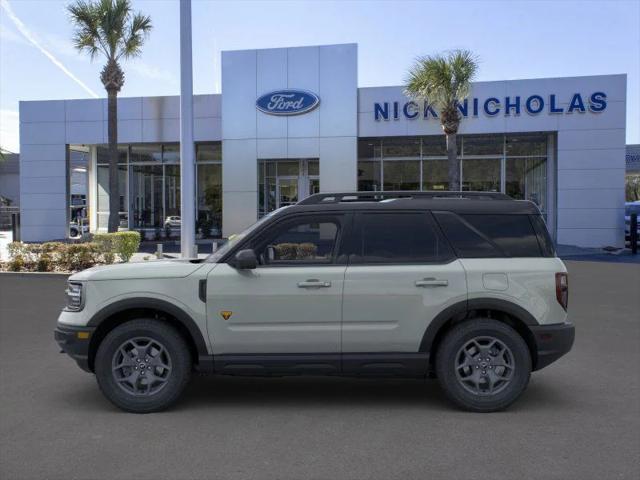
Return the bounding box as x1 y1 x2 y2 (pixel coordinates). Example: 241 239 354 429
531 322 575 371
54 324 95 373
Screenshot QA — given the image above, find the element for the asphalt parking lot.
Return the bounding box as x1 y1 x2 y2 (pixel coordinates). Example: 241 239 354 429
1 261 639 480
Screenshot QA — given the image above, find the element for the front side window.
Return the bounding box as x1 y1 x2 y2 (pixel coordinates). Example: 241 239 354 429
349 212 453 264
253 216 341 266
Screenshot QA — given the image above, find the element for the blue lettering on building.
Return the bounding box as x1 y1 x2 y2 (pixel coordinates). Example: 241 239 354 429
373 91 607 121
568 93 586 113
456 99 468 117
403 101 419 119
525 95 545 114
374 102 389 121
549 94 564 114
505 96 521 116
484 98 501 116
589 92 607 112
424 103 438 119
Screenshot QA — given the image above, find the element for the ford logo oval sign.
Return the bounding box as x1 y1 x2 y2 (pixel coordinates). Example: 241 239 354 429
256 90 320 116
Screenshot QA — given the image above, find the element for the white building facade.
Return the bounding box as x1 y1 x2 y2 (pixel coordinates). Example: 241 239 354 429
19 43 627 247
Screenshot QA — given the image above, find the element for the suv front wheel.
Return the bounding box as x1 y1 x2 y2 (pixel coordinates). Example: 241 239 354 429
95 319 192 413
436 318 531 412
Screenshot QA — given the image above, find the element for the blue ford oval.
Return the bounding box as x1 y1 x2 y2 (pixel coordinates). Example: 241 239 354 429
256 90 320 116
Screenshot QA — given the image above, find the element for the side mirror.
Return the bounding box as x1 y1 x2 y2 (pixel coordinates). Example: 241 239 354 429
233 249 257 270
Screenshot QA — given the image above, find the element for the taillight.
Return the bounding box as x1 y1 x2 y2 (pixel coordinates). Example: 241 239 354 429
555 272 568 311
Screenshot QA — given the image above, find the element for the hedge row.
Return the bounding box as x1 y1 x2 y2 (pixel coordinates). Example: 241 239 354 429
2 232 141 273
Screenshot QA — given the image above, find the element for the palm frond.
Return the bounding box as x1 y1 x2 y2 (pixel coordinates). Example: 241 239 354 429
405 49 478 111
118 12 152 60
68 0 152 64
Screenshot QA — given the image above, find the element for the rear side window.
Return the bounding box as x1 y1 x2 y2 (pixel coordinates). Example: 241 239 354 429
434 212 543 257
348 212 454 264
433 211 501 258
530 214 556 257
462 214 541 257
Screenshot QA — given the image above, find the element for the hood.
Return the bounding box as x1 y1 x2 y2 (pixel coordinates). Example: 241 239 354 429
70 259 206 281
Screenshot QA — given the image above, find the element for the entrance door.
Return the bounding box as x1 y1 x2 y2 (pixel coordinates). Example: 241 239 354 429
259 159 319 215
276 177 299 208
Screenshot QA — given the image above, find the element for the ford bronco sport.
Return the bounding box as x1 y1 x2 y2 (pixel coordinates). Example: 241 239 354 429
55 191 574 413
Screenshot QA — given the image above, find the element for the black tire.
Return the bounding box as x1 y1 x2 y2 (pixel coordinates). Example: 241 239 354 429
95 319 192 413
435 318 531 412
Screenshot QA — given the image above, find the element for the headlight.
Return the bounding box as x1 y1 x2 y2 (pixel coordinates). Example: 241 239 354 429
65 282 84 311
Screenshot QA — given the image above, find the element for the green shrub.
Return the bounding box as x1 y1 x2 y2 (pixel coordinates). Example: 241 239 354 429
296 243 318 259
113 231 141 262
1 232 140 272
8 255 25 272
36 253 52 272
56 243 100 271
7 242 27 259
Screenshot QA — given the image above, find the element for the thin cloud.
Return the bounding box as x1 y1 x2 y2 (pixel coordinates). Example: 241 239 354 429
0 0 99 98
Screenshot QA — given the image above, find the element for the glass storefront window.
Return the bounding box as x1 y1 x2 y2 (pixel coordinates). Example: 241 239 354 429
358 139 380 160
308 159 319 176
163 144 180 163
197 163 222 237
381 137 420 159
277 161 299 176
506 157 547 211
164 165 181 221
462 158 501 192
130 164 163 228
422 159 449 191
97 145 127 164
357 161 381 191
463 135 503 156
421 136 447 157
197 143 222 162
97 164 128 229
130 144 162 163
383 160 420 191
506 133 547 156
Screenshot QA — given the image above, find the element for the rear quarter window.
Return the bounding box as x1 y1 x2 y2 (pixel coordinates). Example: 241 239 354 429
434 212 544 258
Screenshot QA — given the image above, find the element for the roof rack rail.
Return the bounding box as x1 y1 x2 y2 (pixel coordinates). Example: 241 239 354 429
297 191 511 205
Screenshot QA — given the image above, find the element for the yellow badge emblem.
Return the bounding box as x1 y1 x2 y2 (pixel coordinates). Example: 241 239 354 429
220 311 233 321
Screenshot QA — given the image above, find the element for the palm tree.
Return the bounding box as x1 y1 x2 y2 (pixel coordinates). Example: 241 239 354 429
405 50 478 191
68 0 152 232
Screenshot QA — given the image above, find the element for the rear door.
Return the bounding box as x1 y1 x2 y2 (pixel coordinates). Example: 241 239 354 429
341 211 467 373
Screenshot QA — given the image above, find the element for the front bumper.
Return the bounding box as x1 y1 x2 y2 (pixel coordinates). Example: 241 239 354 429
54 324 96 373
530 322 575 371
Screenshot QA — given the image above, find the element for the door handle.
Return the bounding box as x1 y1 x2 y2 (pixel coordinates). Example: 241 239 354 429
297 279 332 288
415 278 449 287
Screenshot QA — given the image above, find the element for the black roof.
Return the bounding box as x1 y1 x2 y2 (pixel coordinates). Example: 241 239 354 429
280 191 541 216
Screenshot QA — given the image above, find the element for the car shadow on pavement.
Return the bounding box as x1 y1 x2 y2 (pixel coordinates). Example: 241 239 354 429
53 373 572 414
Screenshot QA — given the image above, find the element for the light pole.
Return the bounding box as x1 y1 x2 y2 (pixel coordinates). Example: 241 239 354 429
179 0 195 258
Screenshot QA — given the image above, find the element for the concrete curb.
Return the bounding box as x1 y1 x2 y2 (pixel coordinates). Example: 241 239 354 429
0 271 70 277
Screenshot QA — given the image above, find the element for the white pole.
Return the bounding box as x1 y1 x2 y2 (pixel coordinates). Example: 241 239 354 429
179 0 196 258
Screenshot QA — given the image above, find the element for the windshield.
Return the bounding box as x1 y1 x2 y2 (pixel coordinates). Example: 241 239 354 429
206 207 288 263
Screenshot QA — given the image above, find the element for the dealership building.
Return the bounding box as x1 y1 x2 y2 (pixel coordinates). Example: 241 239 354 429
19 43 627 247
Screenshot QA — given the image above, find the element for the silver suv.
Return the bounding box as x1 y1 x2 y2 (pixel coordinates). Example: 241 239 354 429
55 191 574 413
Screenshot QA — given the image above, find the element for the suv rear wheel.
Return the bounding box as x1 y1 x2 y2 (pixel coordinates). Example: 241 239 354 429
95 319 192 413
435 318 531 412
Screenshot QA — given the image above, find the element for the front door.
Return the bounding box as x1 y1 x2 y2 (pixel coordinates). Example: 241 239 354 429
340 211 467 374
277 177 299 208
206 213 348 371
